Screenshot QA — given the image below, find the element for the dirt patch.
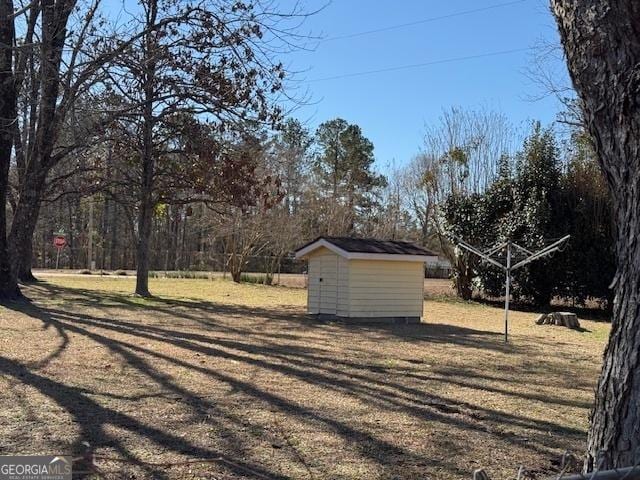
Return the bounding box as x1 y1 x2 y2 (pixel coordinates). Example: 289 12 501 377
0 276 607 479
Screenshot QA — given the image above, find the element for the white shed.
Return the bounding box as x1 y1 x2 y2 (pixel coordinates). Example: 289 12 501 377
295 237 438 323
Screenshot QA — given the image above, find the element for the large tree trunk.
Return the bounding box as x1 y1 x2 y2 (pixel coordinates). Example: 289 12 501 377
0 0 21 300
134 0 158 297
134 195 153 296
134 115 155 296
551 0 640 470
7 0 73 285
8 170 45 283
17 235 36 281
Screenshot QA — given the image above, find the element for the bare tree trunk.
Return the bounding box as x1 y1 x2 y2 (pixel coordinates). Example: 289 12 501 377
552 0 640 470
134 107 156 295
134 0 158 297
0 0 21 299
100 196 108 270
230 255 242 283
68 200 75 269
19 234 35 279
135 196 153 296
109 204 118 270
454 254 474 300
8 0 73 284
9 172 45 282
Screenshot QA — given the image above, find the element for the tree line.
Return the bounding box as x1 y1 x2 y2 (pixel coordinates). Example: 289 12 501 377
12 93 616 310
27 116 393 283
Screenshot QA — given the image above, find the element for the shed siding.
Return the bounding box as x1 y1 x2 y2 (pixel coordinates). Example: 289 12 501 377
307 250 321 314
337 255 350 316
348 260 424 318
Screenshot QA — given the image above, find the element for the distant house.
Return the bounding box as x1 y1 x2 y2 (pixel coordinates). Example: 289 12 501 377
295 237 438 323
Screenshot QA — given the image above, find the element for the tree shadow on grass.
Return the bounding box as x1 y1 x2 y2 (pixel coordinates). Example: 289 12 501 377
0 282 594 478
3 302 473 478
24 282 518 354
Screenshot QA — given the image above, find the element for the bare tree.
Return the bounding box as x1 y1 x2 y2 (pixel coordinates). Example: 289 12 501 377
6 0 127 282
551 0 640 471
219 210 269 283
261 121 312 282
100 0 307 296
410 107 515 297
364 163 415 241
525 37 585 128
261 208 302 284
403 155 436 245
0 0 21 298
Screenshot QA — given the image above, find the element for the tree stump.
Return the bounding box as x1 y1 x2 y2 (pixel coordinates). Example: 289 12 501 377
535 312 580 329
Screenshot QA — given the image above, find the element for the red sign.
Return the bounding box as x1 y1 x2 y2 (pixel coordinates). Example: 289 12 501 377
53 236 67 249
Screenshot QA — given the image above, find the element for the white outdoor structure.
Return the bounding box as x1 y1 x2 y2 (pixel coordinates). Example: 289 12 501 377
295 237 438 323
453 235 570 343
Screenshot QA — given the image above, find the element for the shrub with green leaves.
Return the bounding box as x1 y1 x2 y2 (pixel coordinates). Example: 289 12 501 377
444 123 614 309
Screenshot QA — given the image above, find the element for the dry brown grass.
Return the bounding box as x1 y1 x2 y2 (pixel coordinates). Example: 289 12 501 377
0 276 609 479
32 269 456 293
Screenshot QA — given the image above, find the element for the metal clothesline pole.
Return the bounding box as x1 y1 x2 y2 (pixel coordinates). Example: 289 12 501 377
452 234 570 344
504 241 511 344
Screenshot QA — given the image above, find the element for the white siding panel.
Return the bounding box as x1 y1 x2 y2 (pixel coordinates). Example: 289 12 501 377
348 260 424 318
336 255 349 316
307 254 321 314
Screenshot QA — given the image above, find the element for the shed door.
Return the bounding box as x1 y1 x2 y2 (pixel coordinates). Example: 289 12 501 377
319 253 338 315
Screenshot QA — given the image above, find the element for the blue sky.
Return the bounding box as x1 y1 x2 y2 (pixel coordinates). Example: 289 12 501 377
282 0 570 169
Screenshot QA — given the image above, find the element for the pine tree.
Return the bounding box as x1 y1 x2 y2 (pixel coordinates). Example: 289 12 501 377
314 119 385 235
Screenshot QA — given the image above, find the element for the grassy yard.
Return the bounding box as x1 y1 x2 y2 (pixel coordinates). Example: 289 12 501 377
0 276 609 479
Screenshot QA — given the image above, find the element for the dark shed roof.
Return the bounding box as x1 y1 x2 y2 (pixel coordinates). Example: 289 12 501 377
297 236 437 256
